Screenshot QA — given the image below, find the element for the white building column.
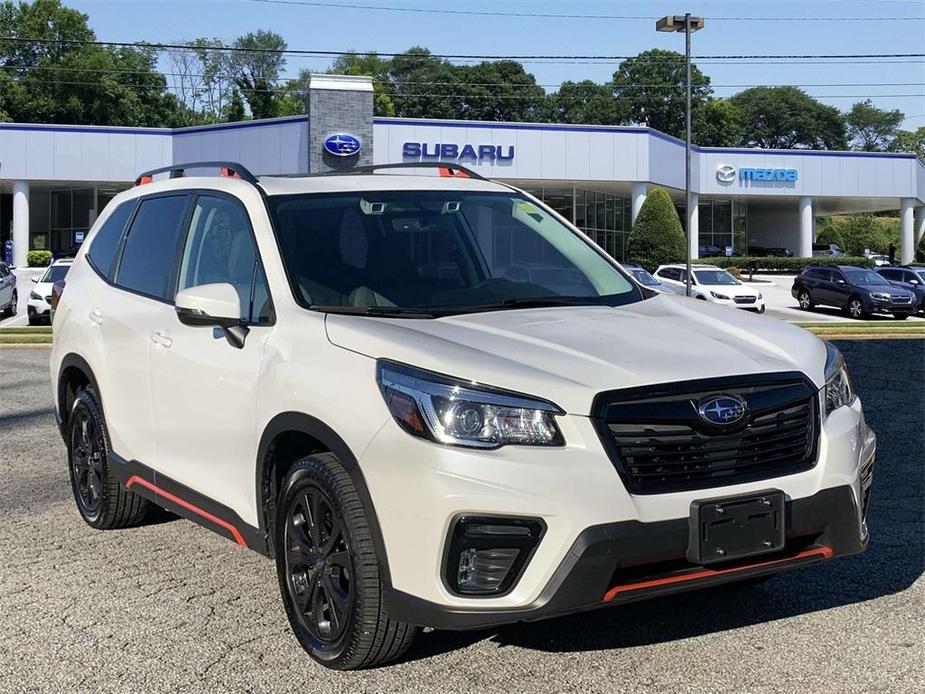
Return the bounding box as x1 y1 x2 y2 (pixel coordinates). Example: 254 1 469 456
12 180 30 268
630 182 647 225
688 192 699 260
900 198 915 264
914 205 925 249
798 196 814 258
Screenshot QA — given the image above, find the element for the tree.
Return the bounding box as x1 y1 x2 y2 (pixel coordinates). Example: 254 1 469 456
452 60 545 122
544 80 619 125
846 99 904 151
329 52 396 116
388 47 459 119
729 87 847 150
815 214 899 256
611 49 712 138
625 187 686 271
890 127 925 159
0 0 184 126
230 30 286 120
224 90 245 122
694 98 741 147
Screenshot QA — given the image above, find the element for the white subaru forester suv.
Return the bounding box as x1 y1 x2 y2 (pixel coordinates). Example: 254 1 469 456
51 162 876 670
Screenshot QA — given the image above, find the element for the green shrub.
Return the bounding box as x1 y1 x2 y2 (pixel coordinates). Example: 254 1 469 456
815 214 900 256
626 187 686 271
726 266 742 279
26 250 52 267
700 256 875 272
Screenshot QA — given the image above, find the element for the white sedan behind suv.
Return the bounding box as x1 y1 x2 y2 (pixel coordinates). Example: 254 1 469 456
50 162 873 670
656 263 766 313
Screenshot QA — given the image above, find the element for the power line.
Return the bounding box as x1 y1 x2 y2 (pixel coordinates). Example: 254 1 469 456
238 0 925 21
2 37 923 62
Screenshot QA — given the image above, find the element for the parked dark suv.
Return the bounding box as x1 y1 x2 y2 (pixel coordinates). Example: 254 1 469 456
876 266 925 313
792 265 917 319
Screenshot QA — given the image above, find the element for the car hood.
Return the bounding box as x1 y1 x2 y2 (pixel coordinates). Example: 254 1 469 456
32 281 53 293
325 295 826 415
700 284 758 297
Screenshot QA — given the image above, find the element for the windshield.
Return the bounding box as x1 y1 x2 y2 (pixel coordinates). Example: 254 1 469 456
629 268 660 287
845 269 889 286
267 191 641 316
694 270 739 286
41 265 70 283
914 269 925 283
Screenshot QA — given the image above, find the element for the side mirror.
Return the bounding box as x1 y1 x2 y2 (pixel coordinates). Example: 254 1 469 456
175 283 249 348
836 279 847 285
910 279 920 286
31 277 38 283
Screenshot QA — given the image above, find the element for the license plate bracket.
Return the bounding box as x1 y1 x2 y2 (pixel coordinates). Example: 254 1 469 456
687 490 785 565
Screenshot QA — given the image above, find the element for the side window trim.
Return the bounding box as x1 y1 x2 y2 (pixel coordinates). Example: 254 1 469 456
177 191 275 326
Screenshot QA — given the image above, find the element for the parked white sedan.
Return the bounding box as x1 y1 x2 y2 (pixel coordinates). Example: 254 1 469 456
655 264 766 313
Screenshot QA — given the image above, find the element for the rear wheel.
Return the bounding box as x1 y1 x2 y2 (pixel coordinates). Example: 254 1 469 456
67 387 150 528
797 290 814 311
275 453 418 670
2 290 16 317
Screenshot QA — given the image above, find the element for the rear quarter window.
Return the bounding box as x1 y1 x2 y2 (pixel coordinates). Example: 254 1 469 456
87 201 136 280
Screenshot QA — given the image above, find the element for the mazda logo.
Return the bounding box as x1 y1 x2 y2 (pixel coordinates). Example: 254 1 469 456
697 395 747 426
323 133 362 157
716 164 736 183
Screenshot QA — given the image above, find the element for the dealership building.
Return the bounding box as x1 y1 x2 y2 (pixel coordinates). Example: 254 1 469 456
2 74 924 268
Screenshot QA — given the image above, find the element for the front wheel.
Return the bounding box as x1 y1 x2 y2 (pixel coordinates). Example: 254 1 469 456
275 453 418 670
847 297 868 320
757 304 766 314
893 313 910 320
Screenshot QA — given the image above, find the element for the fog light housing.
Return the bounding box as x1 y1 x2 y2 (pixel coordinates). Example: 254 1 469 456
445 516 544 596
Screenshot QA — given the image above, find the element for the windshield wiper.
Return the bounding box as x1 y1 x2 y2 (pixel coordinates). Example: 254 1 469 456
443 296 601 314
309 304 440 319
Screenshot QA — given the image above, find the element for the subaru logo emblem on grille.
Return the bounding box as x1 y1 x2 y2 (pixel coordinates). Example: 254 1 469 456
323 133 362 157
698 395 747 426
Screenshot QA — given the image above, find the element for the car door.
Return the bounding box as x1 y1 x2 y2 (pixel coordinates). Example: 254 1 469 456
85 193 191 466
148 193 274 517
0 263 13 307
827 270 851 307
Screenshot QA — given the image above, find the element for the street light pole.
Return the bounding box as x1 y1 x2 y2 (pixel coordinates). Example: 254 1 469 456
657 13 704 297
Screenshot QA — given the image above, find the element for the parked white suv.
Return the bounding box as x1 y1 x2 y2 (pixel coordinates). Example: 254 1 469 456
28 258 72 324
51 162 875 670
655 263 766 312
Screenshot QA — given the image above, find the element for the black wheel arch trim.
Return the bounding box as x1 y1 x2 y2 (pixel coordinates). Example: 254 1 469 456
256 411 393 586
57 353 103 441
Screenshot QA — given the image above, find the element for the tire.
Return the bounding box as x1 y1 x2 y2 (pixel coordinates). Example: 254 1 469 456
846 296 868 320
757 305 766 314
27 312 40 326
797 289 814 311
893 313 909 320
67 387 150 529
2 291 16 317
275 453 418 670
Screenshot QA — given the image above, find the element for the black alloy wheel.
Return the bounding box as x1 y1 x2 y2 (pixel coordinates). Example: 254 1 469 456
284 484 355 648
70 403 105 520
275 453 417 670
66 387 149 529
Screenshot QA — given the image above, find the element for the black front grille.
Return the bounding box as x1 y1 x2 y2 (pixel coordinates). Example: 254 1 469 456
734 296 757 304
593 373 820 494
860 454 874 520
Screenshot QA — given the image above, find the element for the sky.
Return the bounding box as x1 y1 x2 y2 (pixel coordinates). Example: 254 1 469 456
66 0 925 129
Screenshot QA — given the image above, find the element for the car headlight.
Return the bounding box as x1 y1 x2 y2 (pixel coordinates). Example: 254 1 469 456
710 291 730 300
823 343 855 416
870 292 891 301
377 361 564 448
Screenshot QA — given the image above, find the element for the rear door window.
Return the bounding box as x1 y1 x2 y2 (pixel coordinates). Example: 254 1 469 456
116 195 190 301
87 200 135 280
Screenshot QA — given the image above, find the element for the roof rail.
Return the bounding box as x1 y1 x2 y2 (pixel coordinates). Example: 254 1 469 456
134 161 259 187
299 162 489 181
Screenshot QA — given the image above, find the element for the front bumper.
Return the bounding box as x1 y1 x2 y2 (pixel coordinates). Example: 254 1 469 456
868 297 915 315
383 485 867 630
27 300 50 318
362 387 875 629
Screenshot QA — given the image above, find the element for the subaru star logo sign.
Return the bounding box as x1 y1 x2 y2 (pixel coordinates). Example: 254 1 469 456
698 395 747 426
716 164 736 183
323 133 362 157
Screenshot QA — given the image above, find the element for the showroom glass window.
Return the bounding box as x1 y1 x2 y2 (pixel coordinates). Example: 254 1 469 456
115 195 190 300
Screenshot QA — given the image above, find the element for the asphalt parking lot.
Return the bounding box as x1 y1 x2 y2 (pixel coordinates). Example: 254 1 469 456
0 341 922 693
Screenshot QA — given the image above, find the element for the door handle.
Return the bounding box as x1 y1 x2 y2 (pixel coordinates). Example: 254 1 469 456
89 308 103 325
151 330 173 348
